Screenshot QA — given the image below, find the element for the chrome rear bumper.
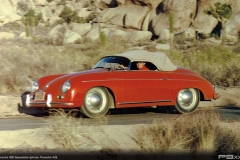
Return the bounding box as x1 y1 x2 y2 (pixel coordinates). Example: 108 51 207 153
25 94 74 108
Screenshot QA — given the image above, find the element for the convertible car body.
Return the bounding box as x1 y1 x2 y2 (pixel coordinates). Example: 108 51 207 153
23 50 220 118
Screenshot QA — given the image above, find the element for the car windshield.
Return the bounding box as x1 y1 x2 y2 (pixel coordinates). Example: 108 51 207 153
93 56 130 70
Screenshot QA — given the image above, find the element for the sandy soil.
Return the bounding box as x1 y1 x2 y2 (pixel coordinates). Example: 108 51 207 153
0 87 239 154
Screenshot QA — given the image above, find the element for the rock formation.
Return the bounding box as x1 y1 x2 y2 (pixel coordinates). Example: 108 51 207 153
0 0 239 43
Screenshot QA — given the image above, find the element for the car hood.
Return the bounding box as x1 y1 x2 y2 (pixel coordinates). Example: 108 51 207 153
42 69 107 90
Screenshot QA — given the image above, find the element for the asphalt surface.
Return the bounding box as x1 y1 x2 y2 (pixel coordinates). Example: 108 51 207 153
0 106 240 131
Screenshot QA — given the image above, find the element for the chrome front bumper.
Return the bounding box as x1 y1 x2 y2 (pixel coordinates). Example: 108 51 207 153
25 94 74 108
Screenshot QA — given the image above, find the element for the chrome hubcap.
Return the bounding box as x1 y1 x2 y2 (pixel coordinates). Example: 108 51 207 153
178 89 195 109
85 89 107 114
89 93 102 108
181 90 193 105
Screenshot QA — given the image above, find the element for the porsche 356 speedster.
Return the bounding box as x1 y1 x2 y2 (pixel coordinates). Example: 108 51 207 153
23 50 220 118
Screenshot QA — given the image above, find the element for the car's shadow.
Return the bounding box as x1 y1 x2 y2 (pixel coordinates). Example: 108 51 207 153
18 104 177 119
108 106 178 115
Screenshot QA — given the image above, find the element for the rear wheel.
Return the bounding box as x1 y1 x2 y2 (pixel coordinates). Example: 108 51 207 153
174 88 199 113
80 87 110 118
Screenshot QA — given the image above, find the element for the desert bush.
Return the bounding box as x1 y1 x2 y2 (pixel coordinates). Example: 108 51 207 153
165 45 240 86
22 9 42 27
134 111 240 154
21 9 43 37
100 31 107 50
58 6 82 24
0 44 91 94
0 39 129 94
211 33 220 40
223 62 240 86
45 109 109 150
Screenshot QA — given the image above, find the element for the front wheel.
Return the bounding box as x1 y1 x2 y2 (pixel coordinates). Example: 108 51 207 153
174 88 200 114
80 87 110 118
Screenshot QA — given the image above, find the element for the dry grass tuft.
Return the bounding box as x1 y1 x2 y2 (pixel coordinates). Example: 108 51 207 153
133 110 240 154
45 109 110 151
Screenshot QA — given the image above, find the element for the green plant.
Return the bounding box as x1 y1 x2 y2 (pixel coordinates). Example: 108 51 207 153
22 10 35 26
211 33 220 40
169 11 174 49
205 2 232 45
58 6 82 24
196 32 209 41
25 25 30 37
21 9 42 37
100 31 107 50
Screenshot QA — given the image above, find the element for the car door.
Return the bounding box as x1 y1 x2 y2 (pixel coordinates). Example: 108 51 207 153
118 70 172 107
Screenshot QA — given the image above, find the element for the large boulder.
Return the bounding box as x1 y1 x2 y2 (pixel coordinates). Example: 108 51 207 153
100 5 150 30
0 14 22 26
77 8 92 19
125 30 152 42
33 0 47 6
150 0 196 36
47 5 64 25
85 24 100 41
0 0 21 25
158 29 170 41
226 0 240 36
70 23 92 36
104 28 152 42
48 24 82 45
0 32 15 40
41 6 53 22
115 0 163 6
0 0 14 16
226 14 240 37
64 29 82 44
192 0 231 35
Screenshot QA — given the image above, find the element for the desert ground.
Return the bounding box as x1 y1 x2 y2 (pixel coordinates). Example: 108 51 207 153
0 87 239 155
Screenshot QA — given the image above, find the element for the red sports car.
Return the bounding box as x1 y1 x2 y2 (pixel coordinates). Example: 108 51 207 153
23 50 220 118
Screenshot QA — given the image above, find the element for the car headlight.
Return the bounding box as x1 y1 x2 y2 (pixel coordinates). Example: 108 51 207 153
62 80 71 93
31 80 39 92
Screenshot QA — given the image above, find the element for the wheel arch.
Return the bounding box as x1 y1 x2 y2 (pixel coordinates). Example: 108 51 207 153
105 87 116 109
198 89 205 101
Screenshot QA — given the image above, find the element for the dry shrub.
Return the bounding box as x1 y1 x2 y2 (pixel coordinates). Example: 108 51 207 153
166 45 240 86
45 109 109 151
223 62 240 86
0 39 129 94
134 111 240 154
0 44 92 94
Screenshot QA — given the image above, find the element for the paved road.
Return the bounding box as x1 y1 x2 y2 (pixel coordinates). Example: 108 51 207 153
0 106 239 131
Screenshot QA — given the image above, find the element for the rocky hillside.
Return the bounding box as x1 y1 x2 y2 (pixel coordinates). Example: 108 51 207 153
0 0 239 44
